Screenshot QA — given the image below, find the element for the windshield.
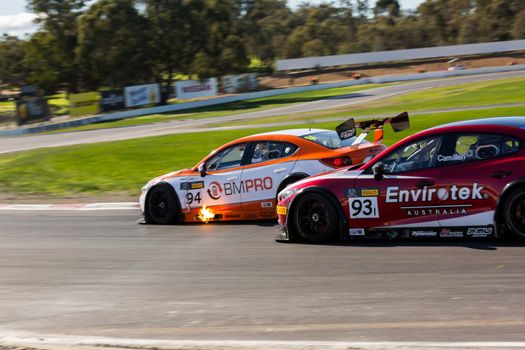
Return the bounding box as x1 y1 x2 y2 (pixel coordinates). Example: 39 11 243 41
301 131 358 149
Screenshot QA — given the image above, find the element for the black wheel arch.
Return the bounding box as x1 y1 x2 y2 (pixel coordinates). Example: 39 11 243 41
495 177 525 235
277 172 309 193
287 186 348 241
494 177 525 223
145 181 183 222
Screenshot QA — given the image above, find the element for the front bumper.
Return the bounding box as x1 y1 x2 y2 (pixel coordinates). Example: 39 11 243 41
275 224 290 242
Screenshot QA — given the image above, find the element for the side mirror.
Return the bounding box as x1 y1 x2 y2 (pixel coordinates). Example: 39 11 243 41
197 163 207 177
372 162 386 181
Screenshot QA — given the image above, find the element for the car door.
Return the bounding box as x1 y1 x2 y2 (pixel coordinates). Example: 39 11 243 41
185 143 249 213
240 141 299 217
350 135 444 236
435 133 523 237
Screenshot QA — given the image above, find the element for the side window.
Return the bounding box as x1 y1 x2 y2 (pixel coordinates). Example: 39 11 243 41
381 137 442 173
206 143 247 171
439 134 517 165
250 142 298 164
502 136 521 155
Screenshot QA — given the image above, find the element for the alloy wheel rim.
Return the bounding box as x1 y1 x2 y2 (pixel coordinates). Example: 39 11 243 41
298 198 329 237
150 191 170 220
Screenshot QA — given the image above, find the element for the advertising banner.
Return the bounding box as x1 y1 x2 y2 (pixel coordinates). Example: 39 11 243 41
124 84 160 108
221 74 258 94
16 98 50 125
70 92 100 117
100 89 125 112
175 78 218 100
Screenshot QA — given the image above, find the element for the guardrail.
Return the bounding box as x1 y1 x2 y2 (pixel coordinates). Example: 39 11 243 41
2 63 525 137
276 40 525 71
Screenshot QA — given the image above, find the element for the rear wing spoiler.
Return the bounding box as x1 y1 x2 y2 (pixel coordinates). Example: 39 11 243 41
336 112 410 146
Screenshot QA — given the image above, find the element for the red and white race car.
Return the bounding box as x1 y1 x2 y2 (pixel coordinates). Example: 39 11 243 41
276 117 525 242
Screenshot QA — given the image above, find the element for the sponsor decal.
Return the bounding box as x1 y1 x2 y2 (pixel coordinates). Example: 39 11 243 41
411 230 437 237
100 89 125 112
16 98 50 125
346 188 380 198
207 181 223 200
207 177 273 201
406 207 468 217
346 189 358 198
225 214 241 219
261 202 273 208
439 229 464 238
437 151 473 162
276 206 287 215
124 84 160 108
221 74 258 94
362 188 379 197
386 183 485 203
339 130 355 139
260 211 275 218
176 78 218 99
180 181 205 190
466 227 493 237
349 228 365 236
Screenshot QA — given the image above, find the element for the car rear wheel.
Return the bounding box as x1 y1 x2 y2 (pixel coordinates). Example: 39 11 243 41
503 187 525 239
145 185 179 224
292 192 338 243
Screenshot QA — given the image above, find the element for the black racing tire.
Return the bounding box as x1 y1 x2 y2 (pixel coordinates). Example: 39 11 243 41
144 184 180 225
291 192 339 243
503 187 525 240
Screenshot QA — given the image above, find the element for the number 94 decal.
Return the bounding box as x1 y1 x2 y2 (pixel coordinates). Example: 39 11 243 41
349 197 379 219
186 191 202 205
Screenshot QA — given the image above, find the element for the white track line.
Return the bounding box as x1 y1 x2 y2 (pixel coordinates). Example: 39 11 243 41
2 334 525 350
0 202 139 211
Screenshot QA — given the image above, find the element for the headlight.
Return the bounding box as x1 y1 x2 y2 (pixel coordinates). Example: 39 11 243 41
278 188 297 202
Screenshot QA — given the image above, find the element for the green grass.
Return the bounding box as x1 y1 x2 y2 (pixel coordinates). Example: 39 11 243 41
0 106 523 198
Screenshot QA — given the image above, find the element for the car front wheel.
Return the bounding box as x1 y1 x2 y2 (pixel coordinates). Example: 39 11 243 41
291 192 339 243
145 184 179 224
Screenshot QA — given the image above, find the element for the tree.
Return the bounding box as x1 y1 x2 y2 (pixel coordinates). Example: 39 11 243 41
0 35 28 88
22 31 63 93
374 0 400 18
512 8 525 39
240 0 293 64
76 0 153 89
27 0 86 92
142 0 209 102
191 0 248 78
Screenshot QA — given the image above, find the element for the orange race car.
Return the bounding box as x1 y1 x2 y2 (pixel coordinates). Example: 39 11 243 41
139 113 409 224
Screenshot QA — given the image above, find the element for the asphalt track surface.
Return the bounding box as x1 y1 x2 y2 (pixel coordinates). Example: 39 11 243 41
2 70 525 154
2 210 525 349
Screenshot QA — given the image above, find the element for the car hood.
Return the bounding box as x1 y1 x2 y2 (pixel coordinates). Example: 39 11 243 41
159 168 194 181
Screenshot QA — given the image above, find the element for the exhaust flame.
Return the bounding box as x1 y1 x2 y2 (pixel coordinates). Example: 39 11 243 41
198 206 215 223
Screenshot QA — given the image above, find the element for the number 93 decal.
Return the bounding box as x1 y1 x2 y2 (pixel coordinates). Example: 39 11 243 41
349 197 379 219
